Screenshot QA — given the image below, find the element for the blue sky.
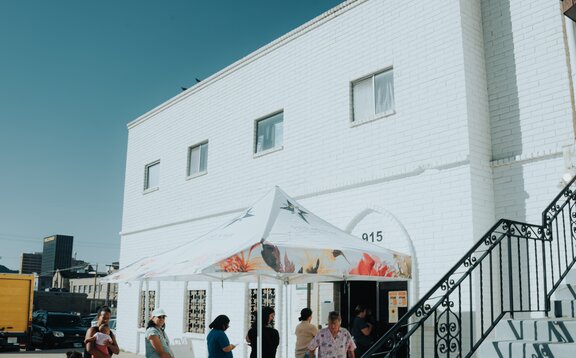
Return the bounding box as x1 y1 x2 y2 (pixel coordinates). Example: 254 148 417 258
0 0 344 271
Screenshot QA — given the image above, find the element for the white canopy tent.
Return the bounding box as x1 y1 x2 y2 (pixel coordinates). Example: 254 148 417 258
107 186 411 358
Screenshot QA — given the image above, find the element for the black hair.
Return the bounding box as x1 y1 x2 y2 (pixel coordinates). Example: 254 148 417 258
66 351 82 358
97 306 112 316
209 315 230 331
146 319 165 330
298 308 312 321
251 306 275 329
354 304 366 316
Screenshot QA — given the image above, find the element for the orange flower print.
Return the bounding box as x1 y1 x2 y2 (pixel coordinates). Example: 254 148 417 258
219 243 263 272
350 253 398 277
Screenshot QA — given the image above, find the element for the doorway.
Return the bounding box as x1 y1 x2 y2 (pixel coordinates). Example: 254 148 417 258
338 281 409 354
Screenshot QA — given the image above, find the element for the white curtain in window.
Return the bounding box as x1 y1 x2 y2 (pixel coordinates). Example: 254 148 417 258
199 143 208 172
257 120 273 151
189 146 201 175
274 121 283 148
147 163 159 189
256 113 283 152
374 70 394 114
353 78 373 121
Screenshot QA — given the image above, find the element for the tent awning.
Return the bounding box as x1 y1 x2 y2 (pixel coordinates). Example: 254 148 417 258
106 186 411 284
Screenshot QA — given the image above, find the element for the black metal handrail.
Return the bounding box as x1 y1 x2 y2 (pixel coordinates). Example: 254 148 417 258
364 177 576 357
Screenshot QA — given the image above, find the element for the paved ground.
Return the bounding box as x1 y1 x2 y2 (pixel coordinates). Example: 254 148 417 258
0 349 143 358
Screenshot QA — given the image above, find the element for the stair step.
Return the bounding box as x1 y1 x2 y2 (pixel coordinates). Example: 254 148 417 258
552 283 576 300
553 300 576 318
494 318 576 342
563 270 576 284
479 340 576 358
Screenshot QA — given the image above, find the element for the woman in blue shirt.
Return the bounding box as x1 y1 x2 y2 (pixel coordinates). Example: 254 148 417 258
145 308 173 358
207 315 236 358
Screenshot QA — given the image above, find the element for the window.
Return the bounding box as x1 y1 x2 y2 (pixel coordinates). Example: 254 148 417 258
144 161 160 191
139 290 156 328
352 68 395 122
186 290 206 333
187 142 208 177
255 112 283 153
249 288 275 325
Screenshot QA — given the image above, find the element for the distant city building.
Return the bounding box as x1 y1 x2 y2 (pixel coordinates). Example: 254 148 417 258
20 252 42 274
39 235 73 290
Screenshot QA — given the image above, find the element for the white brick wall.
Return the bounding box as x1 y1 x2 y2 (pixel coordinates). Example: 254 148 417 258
482 0 573 160
117 0 576 355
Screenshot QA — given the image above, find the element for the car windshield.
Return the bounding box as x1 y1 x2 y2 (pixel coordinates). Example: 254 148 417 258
108 319 116 330
47 314 82 327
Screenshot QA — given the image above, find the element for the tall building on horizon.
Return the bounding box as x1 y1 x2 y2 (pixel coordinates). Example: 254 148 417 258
39 235 73 290
20 252 42 274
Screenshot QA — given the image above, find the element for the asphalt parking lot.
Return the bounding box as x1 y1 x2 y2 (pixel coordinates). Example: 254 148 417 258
0 348 143 358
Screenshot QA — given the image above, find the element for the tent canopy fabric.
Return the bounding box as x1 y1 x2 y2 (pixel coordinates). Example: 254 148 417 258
106 186 411 284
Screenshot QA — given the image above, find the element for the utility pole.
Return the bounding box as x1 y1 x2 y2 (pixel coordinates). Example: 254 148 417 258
93 263 98 300
105 263 112 306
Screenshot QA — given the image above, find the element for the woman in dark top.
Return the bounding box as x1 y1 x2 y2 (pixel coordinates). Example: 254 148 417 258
207 315 236 358
246 306 280 358
351 304 373 357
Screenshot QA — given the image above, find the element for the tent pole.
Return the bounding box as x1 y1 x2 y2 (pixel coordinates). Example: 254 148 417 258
257 274 262 358
285 282 289 358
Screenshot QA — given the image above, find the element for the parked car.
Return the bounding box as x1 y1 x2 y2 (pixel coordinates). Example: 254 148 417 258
31 311 86 349
81 314 97 327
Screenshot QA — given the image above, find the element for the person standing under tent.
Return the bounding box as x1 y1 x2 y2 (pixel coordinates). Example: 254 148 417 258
207 315 237 357
308 311 355 358
350 305 373 357
295 308 318 358
246 306 280 358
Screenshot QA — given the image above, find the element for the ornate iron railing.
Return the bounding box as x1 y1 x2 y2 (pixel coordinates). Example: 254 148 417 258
364 177 576 357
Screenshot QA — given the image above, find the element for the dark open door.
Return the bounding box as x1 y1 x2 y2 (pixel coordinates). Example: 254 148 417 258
339 281 409 356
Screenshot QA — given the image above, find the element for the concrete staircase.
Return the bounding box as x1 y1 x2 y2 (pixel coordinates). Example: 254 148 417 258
479 271 576 357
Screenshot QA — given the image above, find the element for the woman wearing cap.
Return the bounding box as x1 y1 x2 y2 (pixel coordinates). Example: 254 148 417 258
207 315 236 357
145 308 174 358
294 308 318 358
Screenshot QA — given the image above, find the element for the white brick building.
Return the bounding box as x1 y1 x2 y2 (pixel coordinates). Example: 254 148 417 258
116 1 576 356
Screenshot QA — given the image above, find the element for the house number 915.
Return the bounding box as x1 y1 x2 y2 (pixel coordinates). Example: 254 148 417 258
362 231 383 242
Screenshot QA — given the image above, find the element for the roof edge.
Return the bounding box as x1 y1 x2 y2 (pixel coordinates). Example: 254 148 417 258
127 0 364 130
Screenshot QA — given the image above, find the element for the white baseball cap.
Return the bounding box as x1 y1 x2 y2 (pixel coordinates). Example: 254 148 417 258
152 308 167 317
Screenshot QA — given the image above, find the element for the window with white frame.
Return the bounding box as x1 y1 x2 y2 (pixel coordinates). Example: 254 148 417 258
186 290 206 333
352 68 395 122
255 112 283 153
144 161 160 191
187 142 208 177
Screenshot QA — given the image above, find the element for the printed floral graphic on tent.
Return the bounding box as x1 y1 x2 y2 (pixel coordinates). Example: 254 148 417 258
213 239 412 279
